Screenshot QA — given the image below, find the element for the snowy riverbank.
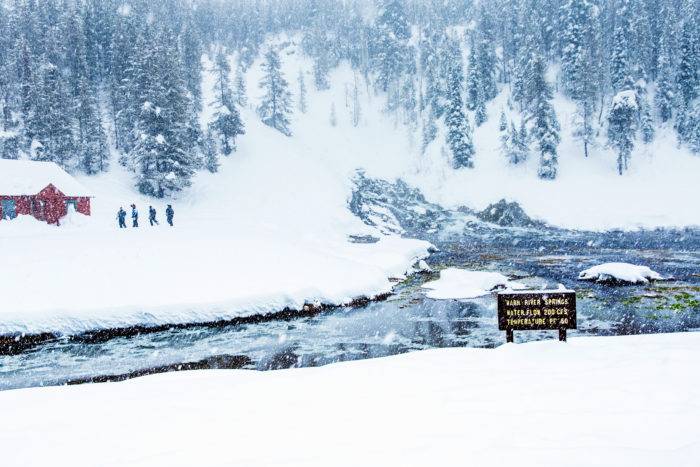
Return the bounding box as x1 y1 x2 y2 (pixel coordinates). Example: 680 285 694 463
1 331 698 466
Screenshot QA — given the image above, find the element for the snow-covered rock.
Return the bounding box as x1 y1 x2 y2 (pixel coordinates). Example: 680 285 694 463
421 268 524 299
578 262 663 284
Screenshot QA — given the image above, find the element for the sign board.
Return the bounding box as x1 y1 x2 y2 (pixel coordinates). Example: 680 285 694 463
497 290 576 342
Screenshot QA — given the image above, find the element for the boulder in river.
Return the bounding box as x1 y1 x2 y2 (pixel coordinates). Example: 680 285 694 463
476 199 544 228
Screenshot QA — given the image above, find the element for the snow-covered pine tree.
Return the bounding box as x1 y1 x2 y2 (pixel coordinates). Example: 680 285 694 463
422 111 437 153
77 76 109 174
401 76 417 125
313 53 331 91
32 61 77 171
298 70 307 114
655 43 674 123
204 128 219 173
608 90 637 175
257 47 293 136
675 19 698 142
372 0 411 93
234 64 247 108
610 4 635 94
180 15 203 112
499 110 508 132
504 121 529 165
110 10 140 154
499 119 511 160
635 78 655 144
129 27 199 198
445 62 475 169
561 0 597 158
530 55 560 180
465 35 486 122
351 73 361 127
211 51 245 156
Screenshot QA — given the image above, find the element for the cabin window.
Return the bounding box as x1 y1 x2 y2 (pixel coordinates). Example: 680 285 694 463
1 199 17 219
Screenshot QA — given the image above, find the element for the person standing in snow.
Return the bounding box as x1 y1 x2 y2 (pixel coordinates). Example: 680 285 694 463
149 206 159 226
131 204 139 228
166 204 174 227
117 207 127 228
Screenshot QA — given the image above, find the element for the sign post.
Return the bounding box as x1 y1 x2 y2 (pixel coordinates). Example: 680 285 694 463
497 290 576 343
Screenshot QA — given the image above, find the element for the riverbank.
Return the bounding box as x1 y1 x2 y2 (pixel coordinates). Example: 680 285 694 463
1 331 698 466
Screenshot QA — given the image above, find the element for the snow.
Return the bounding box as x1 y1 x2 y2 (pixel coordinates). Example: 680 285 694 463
578 262 663 284
0 159 91 196
421 267 524 299
612 89 638 109
1 332 698 467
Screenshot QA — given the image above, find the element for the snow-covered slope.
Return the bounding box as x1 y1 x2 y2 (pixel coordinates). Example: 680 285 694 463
2 332 698 467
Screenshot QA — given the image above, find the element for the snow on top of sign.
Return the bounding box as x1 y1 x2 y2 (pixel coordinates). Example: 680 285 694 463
422 268 525 300
0 159 91 196
578 262 663 284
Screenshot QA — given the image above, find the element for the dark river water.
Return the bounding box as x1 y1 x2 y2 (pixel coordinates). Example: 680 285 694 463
1 223 698 391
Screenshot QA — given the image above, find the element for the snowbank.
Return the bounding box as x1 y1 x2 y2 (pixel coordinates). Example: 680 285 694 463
421 267 524 299
1 332 698 467
578 262 663 284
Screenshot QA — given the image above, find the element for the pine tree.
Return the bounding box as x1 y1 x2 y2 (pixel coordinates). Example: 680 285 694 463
313 52 331 91
211 51 244 155
499 110 508 132
298 69 307 113
608 90 637 175
655 48 674 122
445 63 475 169
129 28 199 198
610 5 634 93
372 0 411 92
635 80 655 144
530 56 560 180
77 77 109 174
561 0 597 158
422 111 437 153
204 128 219 173
351 74 361 127
32 61 77 171
234 64 247 108
257 48 293 136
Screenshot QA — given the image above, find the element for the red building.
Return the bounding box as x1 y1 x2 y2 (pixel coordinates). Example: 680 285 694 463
0 160 92 225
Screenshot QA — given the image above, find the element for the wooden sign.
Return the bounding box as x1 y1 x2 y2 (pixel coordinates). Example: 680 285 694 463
497 290 576 343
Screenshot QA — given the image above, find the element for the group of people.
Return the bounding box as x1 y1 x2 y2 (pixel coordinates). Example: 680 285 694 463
117 204 174 228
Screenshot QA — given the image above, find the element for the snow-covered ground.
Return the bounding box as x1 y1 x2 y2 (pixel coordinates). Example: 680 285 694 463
1 332 698 467
421 267 524 299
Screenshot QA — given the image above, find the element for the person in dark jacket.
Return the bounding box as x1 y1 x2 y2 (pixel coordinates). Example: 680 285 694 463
166 204 174 226
117 207 127 228
149 206 159 226
131 204 139 227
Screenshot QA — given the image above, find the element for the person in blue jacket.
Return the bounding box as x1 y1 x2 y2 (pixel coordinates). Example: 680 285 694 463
166 204 174 227
117 207 127 228
131 204 139 227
